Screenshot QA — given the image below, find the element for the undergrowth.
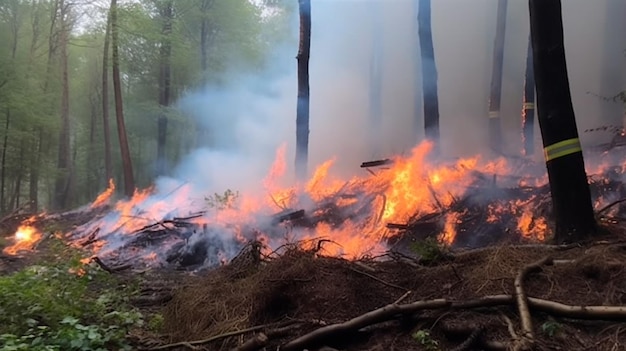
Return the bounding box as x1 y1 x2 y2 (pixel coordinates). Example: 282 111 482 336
0 237 142 350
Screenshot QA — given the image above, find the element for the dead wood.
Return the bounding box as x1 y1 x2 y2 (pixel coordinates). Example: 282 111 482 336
360 159 393 168
145 321 297 350
230 333 268 351
596 197 626 216
513 256 553 350
91 256 131 273
281 293 626 351
348 266 408 292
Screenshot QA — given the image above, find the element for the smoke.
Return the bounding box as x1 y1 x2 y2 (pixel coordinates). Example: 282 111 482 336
70 0 626 268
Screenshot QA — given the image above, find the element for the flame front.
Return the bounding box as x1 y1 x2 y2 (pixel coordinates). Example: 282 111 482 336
70 140 556 267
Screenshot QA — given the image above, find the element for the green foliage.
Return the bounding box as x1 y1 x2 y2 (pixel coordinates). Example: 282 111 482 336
410 237 450 262
541 320 562 337
205 189 240 210
412 330 439 351
0 257 142 350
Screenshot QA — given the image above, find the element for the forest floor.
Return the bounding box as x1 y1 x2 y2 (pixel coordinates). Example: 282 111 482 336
3 216 626 351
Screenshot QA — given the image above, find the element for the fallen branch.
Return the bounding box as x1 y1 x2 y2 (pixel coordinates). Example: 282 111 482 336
513 256 553 350
281 293 626 351
145 321 297 350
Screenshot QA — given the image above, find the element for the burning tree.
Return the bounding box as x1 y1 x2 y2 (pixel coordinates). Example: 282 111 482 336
529 0 597 243
522 35 536 156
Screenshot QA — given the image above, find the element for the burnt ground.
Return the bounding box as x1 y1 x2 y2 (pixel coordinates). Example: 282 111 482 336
3 212 626 350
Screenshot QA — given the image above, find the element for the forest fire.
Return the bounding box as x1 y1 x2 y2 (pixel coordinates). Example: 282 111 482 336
59 139 598 270
3 217 42 256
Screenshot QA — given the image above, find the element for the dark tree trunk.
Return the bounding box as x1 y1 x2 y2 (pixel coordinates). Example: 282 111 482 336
10 142 25 211
295 0 311 180
111 0 135 197
488 0 507 153
522 35 536 156
199 0 214 73
53 0 72 210
529 0 596 244
156 0 173 176
368 1 383 155
29 129 42 212
102 9 113 183
1 109 10 213
418 0 440 152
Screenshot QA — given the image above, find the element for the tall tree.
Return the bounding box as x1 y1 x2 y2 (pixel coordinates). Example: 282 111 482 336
418 0 440 153
295 0 311 180
522 35 536 156
156 0 173 176
368 1 383 155
529 0 596 244
101 8 113 183
52 0 72 210
199 0 215 74
110 0 135 197
487 0 507 153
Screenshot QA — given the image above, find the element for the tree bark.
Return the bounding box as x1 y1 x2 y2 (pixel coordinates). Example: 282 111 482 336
522 35 536 157
295 0 311 180
52 0 72 210
529 0 596 243
199 0 214 73
102 8 113 183
418 0 440 153
156 0 173 177
110 0 135 197
488 0 507 153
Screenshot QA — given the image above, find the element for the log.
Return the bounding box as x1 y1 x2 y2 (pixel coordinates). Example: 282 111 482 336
360 159 393 168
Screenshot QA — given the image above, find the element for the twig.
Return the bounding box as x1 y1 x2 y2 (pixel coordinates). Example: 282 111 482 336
349 267 408 292
145 322 295 350
393 290 412 305
513 256 554 351
597 198 626 216
500 313 519 341
230 333 268 351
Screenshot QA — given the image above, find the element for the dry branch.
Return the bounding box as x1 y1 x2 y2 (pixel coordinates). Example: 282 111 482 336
281 293 626 351
514 256 553 350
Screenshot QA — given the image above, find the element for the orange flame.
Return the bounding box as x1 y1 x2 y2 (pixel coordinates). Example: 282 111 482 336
3 217 42 255
91 179 115 208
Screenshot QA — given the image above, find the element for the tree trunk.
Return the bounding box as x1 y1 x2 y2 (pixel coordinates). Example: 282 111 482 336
9 142 25 211
53 0 71 211
102 8 113 183
529 0 596 244
29 129 42 212
111 0 135 197
488 0 507 153
156 0 173 176
1 109 10 213
418 0 440 153
295 0 311 180
199 0 214 73
522 35 536 156
368 1 383 155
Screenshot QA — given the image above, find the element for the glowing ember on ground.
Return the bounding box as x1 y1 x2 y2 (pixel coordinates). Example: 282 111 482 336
3 218 42 255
